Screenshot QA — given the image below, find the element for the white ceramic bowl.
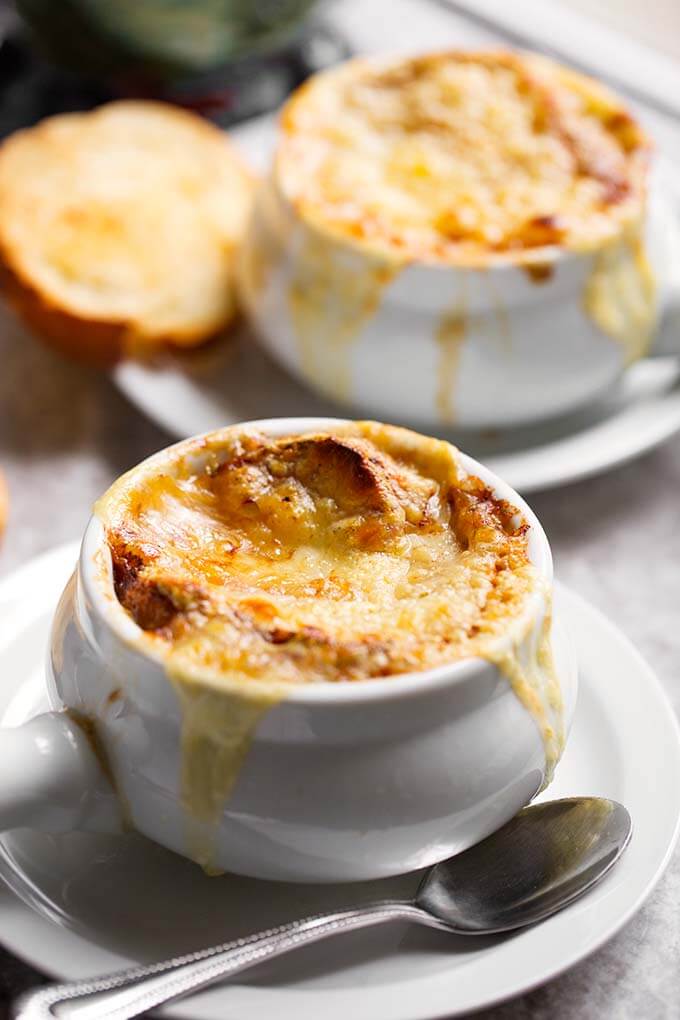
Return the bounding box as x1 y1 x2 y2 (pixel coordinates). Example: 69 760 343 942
238 66 680 430
0 418 577 882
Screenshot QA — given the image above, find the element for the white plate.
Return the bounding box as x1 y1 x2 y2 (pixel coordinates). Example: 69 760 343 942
0 543 679 1020
114 329 680 496
112 121 680 495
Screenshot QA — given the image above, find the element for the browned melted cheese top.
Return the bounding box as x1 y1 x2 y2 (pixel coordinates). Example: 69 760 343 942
102 423 536 684
277 51 649 263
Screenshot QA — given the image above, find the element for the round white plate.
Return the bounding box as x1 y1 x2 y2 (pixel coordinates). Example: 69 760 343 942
0 544 679 1019
112 123 680 495
114 330 680 496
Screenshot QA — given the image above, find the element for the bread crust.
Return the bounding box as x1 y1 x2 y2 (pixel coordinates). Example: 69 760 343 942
0 250 127 365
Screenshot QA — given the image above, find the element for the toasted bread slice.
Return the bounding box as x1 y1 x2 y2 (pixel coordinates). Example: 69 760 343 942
0 101 254 364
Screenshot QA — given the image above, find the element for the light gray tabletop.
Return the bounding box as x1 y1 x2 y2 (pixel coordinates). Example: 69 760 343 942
1 2 679 1016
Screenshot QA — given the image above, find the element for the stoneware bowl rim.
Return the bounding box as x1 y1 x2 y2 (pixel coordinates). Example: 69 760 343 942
80 416 553 706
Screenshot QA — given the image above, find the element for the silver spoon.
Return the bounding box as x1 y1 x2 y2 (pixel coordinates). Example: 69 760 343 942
13 797 631 1020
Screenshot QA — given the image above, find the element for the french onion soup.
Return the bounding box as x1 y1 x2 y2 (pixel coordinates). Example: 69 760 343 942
239 53 655 426
97 423 563 854
277 50 649 263
103 422 539 679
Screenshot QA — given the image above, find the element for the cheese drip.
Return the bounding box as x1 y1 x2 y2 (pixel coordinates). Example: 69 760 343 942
288 232 400 402
169 655 286 872
491 593 564 788
584 226 657 362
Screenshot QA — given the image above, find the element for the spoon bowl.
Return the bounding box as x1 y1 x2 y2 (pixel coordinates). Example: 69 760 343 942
14 797 632 1020
417 797 632 934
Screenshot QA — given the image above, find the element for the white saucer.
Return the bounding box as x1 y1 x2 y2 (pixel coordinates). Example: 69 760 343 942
114 331 680 496
0 543 679 1020
112 120 680 495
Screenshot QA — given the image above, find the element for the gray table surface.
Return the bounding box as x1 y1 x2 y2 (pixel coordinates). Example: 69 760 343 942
1 3 680 1016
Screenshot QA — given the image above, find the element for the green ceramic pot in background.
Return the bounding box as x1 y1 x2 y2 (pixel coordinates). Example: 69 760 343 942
16 0 320 80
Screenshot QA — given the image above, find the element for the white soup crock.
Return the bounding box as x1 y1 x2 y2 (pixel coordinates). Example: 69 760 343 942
0 418 577 882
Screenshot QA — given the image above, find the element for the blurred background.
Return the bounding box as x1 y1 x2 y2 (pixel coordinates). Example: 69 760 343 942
0 0 677 138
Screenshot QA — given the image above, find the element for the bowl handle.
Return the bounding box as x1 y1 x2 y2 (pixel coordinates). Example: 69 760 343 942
0 713 122 834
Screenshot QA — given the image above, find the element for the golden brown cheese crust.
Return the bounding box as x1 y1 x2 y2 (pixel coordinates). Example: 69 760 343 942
103 423 536 685
277 51 650 264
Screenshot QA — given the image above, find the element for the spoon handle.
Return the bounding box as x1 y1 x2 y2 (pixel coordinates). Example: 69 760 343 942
13 899 425 1020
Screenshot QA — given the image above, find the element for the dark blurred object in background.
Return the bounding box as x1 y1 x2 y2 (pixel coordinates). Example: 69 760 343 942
17 0 321 74
0 0 348 135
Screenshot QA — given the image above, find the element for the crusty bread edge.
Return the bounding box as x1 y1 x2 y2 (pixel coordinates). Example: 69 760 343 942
0 240 239 365
0 245 129 365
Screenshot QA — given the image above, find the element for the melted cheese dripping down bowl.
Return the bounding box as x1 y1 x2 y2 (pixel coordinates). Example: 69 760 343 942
40 417 577 883
238 51 680 429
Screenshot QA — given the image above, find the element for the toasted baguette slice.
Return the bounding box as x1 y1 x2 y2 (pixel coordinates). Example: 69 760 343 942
0 101 254 363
